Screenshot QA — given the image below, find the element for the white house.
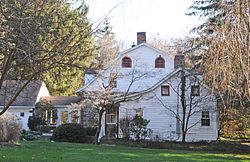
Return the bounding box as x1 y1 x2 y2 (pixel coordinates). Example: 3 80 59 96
0 80 50 130
77 32 218 142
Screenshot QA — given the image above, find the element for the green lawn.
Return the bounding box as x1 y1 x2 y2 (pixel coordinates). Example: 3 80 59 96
0 140 249 162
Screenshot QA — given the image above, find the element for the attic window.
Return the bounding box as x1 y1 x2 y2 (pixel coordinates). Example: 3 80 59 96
155 55 165 68
122 57 132 68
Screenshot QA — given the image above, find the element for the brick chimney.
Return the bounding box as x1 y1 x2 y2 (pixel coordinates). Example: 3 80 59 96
174 54 185 69
137 32 146 45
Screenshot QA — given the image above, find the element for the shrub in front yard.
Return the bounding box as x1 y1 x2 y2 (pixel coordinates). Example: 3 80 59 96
0 113 22 143
51 123 88 143
130 115 150 141
120 116 133 140
85 127 97 136
21 130 42 141
28 116 42 131
40 125 51 133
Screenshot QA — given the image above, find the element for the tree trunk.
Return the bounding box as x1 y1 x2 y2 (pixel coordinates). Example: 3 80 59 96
180 71 187 143
182 130 186 143
95 110 104 144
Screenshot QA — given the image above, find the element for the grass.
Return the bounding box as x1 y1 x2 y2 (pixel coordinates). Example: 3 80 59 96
0 140 249 162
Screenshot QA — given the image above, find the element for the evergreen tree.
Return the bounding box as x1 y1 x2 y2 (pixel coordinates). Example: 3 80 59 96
0 0 100 115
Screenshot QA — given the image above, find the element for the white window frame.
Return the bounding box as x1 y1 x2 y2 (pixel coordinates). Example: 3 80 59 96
106 108 117 124
201 110 210 126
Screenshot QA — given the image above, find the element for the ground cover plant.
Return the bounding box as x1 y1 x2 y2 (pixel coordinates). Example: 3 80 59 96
0 140 249 162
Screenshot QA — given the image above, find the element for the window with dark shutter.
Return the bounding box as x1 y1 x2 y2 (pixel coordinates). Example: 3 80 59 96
155 55 165 68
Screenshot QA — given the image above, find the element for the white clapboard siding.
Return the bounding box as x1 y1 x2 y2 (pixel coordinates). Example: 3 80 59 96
119 74 218 142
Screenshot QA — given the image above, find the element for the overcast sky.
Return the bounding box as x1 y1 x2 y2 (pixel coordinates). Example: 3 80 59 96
85 0 199 48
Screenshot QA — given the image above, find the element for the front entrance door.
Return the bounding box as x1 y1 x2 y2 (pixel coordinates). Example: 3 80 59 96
105 106 119 137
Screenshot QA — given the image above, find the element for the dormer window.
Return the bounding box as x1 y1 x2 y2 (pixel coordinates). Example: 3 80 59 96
155 55 165 68
122 57 132 68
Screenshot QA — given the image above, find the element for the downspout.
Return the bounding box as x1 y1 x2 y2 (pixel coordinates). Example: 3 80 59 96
176 85 181 141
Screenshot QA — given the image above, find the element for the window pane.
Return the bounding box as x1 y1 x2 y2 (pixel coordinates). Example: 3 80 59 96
107 114 116 124
201 119 210 126
161 86 170 96
71 111 79 124
107 108 117 124
61 111 68 124
191 85 200 96
50 110 57 125
155 56 165 68
201 110 210 126
20 112 24 117
122 57 132 68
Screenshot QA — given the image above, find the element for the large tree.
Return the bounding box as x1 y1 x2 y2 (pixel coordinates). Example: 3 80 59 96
188 0 250 138
0 0 99 115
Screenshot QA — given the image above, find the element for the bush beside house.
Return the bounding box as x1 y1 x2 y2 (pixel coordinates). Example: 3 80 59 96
51 123 96 143
21 130 43 141
130 115 150 141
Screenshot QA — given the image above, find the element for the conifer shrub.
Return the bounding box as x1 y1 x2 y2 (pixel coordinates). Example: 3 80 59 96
130 115 150 141
28 116 42 131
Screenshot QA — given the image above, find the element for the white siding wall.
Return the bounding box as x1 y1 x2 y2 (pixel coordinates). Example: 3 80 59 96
84 45 174 93
119 75 218 142
6 107 33 130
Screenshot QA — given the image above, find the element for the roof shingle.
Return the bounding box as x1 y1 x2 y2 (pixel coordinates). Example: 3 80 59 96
41 96 81 106
0 80 43 106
